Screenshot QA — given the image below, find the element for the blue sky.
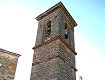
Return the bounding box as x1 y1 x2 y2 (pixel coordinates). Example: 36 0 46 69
4 0 105 54
0 0 105 80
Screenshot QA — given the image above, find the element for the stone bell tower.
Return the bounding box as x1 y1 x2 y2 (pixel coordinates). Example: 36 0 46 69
30 2 77 80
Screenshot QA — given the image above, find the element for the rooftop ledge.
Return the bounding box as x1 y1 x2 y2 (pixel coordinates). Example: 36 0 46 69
35 2 77 27
0 48 21 57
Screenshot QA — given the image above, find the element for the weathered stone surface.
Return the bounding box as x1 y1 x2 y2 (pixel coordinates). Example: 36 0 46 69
30 2 77 80
0 48 20 80
31 39 76 80
35 2 75 50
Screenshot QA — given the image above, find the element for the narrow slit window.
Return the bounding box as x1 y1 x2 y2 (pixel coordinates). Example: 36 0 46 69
64 23 67 29
46 21 51 38
65 32 68 39
64 23 68 39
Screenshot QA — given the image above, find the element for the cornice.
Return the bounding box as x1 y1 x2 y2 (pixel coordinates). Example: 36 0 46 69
32 36 77 55
0 48 21 57
35 2 77 27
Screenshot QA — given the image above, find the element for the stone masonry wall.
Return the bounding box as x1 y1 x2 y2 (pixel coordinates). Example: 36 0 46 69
0 49 19 80
35 8 75 50
35 9 61 46
31 38 76 80
59 10 75 49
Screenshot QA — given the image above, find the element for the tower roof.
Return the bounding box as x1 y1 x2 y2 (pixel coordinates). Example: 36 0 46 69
0 48 21 57
35 2 77 27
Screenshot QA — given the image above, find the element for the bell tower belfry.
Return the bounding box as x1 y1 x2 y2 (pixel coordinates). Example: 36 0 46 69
30 2 77 80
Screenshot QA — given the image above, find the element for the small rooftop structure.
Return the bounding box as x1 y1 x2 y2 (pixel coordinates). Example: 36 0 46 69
0 48 20 80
